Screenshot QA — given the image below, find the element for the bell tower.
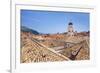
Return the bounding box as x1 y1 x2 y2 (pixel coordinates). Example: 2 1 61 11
67 22 74 36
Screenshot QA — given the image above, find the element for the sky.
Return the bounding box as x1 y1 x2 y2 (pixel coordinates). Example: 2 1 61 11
21 9 89 34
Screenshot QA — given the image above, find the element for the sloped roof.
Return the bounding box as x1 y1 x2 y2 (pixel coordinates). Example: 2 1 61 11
21 33 70 63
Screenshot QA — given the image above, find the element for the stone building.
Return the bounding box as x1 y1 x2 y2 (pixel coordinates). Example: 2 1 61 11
67 22 74 36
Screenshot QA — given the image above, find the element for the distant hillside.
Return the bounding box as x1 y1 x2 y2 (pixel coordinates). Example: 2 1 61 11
21 26 39 35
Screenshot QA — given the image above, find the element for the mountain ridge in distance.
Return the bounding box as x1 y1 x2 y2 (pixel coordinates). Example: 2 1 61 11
21 26 39 35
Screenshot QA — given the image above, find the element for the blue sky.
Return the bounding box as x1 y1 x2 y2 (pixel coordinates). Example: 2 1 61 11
21 9 89 34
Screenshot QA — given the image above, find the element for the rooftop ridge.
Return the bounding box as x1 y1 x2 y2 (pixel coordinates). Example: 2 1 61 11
32 39 70 60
